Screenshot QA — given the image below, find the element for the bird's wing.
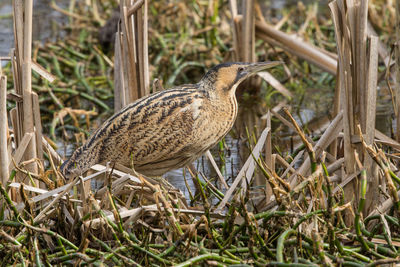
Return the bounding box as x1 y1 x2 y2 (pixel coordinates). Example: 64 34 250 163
84 87 202 167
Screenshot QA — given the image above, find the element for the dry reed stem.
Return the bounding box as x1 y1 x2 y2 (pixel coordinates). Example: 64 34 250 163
255 20 337 74
283 107 314 156
31 170 106 206
31 61 56 83
329 1 355 177
42 136 63 166
264 111 273 201
367 22 390 69
136 2 145 98
127 0 144 17
364 36 380 213
9 182 81 213
0 75 8 184
205 150 229 189
21 0 37 174
359 125 400 216
13 2 23 62
270 109 315 150
112 0 150 110
330 0 381 223
257 71 293 99
329 64 340 158
32 93 43 162
11 22 23 148
33 176 80 223
396 0 400 141
216 126 270 211
121 3 138 102
366 42 380 140
275 154 296 175
50 1 90 21
369 189 400 216
228 0 239 60
242 0 255 63
9 132 33 173
289 110 343 188
142 0 149 96
375 129 400 151
332 171 361 195
114 31 126 111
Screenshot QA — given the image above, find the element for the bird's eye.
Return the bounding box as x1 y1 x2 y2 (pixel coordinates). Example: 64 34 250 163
238 67 244 72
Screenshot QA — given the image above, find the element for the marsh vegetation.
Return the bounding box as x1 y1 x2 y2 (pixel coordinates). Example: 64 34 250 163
0 0 400 266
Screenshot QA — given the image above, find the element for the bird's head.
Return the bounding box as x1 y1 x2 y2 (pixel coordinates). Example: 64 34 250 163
59 146 91 180
59 158 80 180
200 61 282 95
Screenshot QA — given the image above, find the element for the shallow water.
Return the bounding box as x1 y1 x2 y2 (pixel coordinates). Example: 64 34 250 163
164 134 241 197
0 0 68 57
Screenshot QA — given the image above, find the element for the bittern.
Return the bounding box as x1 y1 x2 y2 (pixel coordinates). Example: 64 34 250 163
60 62 281 179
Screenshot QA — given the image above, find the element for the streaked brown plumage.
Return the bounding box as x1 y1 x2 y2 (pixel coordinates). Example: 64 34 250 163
60 62 281 179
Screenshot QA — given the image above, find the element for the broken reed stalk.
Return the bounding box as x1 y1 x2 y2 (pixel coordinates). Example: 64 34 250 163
255 20 337 75
216 125 270 211
288 110 343 188
283 107 317 172
359 130 400 213
329 0 379 223
114 0 149 111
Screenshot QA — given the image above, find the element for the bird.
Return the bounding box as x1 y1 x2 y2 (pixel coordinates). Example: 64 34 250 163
60 61 281 179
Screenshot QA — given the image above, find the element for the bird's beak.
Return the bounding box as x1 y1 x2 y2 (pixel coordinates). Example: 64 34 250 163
242 61 283 77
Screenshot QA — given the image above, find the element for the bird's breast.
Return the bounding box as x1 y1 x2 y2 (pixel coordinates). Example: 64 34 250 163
190 95 238 150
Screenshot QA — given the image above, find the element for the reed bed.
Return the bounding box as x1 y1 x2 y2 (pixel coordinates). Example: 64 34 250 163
2 110 400 266
1 0 400 266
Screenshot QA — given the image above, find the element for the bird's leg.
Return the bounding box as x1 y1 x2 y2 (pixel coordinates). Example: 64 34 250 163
126 164 173 189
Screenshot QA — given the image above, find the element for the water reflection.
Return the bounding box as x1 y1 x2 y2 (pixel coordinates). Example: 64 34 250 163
164 135 241 199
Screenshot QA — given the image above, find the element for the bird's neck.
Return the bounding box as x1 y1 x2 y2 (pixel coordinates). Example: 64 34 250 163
198 80 238 102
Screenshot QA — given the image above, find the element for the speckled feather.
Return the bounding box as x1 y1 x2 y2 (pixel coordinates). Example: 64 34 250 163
60 62 280 179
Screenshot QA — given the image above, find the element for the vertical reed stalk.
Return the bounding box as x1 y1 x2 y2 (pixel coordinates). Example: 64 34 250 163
330 0 379 225
242 0 255 63
264 111 273 201
116 0 149 109
21 0 37 173
363 36 379 214
396 0 400 141
0 73 8 184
